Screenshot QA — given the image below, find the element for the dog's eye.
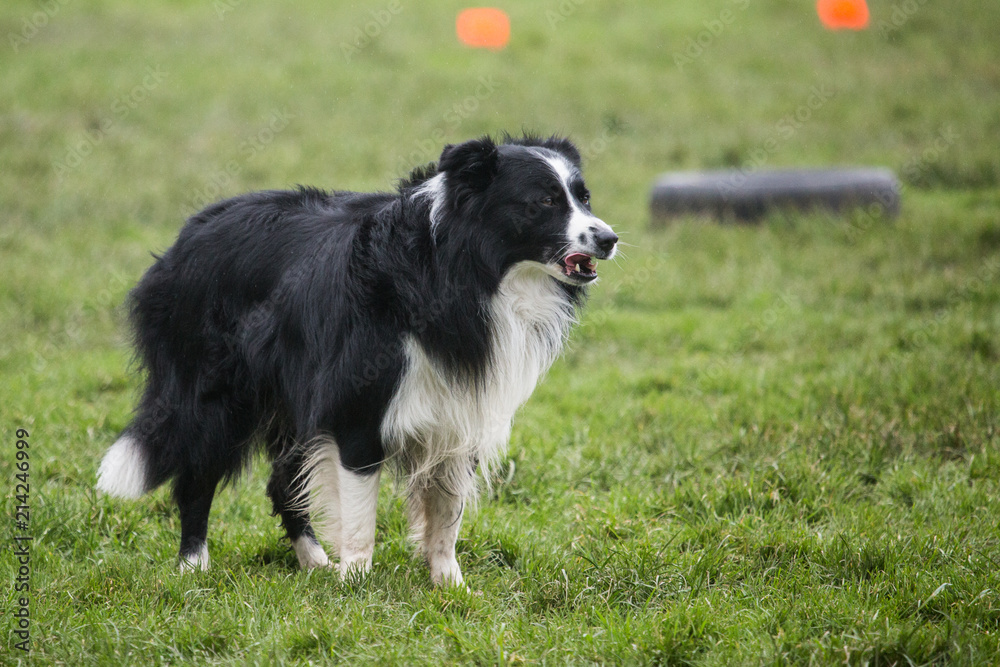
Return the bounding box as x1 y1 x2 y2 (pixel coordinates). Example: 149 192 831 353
540 196 556 207
579 192 591 206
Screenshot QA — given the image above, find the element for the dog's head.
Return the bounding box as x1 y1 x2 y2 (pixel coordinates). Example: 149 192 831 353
422 134 618 286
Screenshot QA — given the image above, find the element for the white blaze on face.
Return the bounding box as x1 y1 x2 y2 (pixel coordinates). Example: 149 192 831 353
539 152 617 259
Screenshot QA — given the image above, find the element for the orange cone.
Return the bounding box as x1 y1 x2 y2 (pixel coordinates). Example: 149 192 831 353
817 0 869 30
456 8 510 50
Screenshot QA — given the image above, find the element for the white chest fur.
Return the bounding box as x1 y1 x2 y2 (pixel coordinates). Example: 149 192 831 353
381 262 575 483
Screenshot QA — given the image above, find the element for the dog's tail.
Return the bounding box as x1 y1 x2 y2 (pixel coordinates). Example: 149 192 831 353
96 434 152 499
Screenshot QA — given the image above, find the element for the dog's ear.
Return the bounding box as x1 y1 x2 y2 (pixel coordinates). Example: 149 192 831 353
438 136 500 192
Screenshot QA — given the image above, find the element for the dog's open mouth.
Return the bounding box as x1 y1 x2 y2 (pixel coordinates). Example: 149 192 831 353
559 252 598 282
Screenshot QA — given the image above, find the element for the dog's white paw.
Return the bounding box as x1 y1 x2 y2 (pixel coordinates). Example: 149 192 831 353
293 536 331 570
429 557 464 588
337 555 372 580
178 543 210 572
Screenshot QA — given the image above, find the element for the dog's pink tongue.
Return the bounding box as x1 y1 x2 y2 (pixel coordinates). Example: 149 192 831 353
564 253 593 275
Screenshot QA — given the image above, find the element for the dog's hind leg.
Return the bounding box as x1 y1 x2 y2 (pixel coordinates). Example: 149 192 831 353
175 472 219 571
172 401 256 571
267 438 330 570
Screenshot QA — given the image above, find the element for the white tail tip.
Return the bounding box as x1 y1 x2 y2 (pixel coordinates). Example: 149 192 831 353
96 435 149 499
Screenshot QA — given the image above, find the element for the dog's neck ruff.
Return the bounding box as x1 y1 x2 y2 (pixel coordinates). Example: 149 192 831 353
381 261 575 486
413 172 447 236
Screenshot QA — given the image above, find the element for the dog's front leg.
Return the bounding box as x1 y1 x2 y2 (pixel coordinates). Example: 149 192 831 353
420 481 468 587
337 465 381 578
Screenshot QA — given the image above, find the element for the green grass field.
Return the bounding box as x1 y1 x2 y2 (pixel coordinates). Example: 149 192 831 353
3 0 1000 664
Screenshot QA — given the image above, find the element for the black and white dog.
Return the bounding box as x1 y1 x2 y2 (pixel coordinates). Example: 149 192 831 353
97 134 617 586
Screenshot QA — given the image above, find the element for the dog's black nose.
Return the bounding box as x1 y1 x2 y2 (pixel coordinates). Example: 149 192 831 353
594 229 618 254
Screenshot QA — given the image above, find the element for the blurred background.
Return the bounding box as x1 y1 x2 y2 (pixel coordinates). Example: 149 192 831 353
5 0 998 230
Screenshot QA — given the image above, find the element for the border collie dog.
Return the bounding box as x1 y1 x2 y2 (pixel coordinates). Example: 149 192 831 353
97 134 617 586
